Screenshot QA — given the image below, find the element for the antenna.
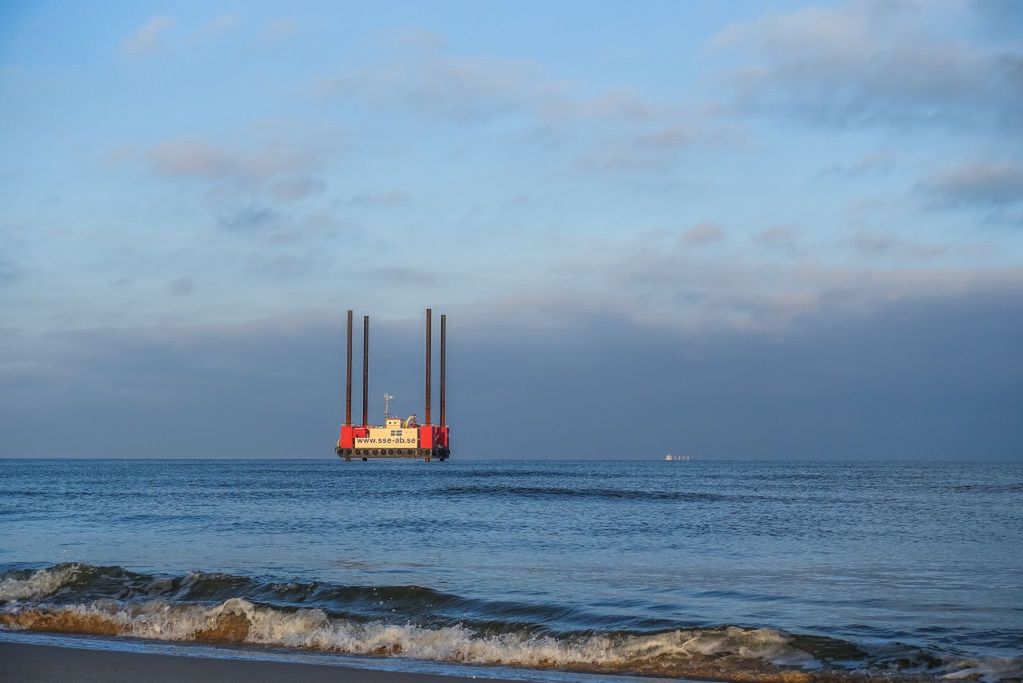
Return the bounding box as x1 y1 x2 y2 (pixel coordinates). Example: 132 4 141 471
384 392 395 419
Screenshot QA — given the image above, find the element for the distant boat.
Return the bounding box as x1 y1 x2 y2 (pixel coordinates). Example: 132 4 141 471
665 454 692 461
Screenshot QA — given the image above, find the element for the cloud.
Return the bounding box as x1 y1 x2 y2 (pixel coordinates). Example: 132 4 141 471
246 253 314 279
258 18 297 48
361 266 438 286
917 160 1023 208
316 31 719 173
147 139 233 177
479 227 1015 335
348 190 412 207
845 231 950 260
679 222 724 248
217 205 282 233
167 276 194 295
146 137 319 181
713 0 1023 130
130 130 342 212
268 176 326 202
194 14 239 41
577 126 694 171
215 205 352 243
846 231 898 256
318 35 558 123
2 291 1020 459
754 226 801 253
122 16 176 57
106 133 345 246
819 149 896 178
321 37 664 126
0 257 20 285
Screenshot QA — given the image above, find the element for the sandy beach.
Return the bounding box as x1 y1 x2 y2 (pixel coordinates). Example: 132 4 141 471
0 642 514 682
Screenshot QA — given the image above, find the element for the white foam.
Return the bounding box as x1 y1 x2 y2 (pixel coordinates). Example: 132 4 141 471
0 565 81 602
1 596 815 672
940 657 1023 683
8 596 1020 680
200 599 814 669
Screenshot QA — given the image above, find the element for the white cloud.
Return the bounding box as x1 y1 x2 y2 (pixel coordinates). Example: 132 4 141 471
317 33 678 127
195 14 240 41
918 160 1023 207
268 176 325 202
713 0 1023 130
167 276 194 295
347 190 412 207
680 222 724 248
258 18 298 48
754 226 801 253
318 34 558 123
122 16 176 57
471 224 1013 335
315 31 722 173
846 231 951 260
819 149 896 178
142 132 337 184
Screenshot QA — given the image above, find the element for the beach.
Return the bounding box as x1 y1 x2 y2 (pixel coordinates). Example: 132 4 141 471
0 641 519 682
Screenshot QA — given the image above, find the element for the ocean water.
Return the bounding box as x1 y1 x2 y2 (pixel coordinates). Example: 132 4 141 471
0 459 1021 681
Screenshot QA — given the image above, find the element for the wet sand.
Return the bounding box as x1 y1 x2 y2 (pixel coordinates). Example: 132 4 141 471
0 642 514 682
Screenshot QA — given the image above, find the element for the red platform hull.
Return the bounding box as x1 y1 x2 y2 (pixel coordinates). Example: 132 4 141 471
336 424 450 461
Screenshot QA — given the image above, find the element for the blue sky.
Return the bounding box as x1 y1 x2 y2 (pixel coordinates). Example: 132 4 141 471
1 1 1021 458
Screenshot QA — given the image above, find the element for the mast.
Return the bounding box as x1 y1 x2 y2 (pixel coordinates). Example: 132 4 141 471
345 310 353 426
440 313 446 427
362 315 369 427
425 308 432 424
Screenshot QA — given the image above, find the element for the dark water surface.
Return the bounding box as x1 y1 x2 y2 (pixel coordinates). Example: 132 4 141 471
1 459 1021 680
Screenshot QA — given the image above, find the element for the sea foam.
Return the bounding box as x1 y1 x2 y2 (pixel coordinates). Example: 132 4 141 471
3 564 1021 682
0 564 82 602
0 584 822 682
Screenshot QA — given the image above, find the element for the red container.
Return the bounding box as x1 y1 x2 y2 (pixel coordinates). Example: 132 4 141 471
419 425 435 449
338 425 369 448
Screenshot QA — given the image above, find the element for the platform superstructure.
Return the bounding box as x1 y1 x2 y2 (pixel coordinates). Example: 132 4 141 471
336 308 450 461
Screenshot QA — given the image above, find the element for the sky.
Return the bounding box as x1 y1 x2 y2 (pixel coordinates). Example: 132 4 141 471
0 0 1021 459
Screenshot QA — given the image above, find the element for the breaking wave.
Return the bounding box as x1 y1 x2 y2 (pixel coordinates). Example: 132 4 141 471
2 564 1020 682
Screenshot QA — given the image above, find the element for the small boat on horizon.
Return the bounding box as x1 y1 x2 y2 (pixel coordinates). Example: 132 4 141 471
665 454 692 461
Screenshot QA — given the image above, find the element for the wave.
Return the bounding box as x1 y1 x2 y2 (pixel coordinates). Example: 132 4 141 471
457 469 575 479
947 482 1023 494
0 564 83 602
437 484 752 502
434 484 824 504
0 599 819 681
2 564 1020 682
0 563 575 629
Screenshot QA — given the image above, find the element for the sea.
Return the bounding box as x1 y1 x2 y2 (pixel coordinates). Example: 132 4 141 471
0 459 1020 681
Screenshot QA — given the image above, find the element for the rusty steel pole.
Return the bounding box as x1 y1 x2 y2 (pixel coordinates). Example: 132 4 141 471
362 315 369 427
425 308 432 424
345 310 353 425
440 314 446 427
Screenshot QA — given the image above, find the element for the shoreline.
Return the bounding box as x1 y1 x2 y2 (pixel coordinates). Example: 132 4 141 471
0 640 521 682
0 635 663 683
